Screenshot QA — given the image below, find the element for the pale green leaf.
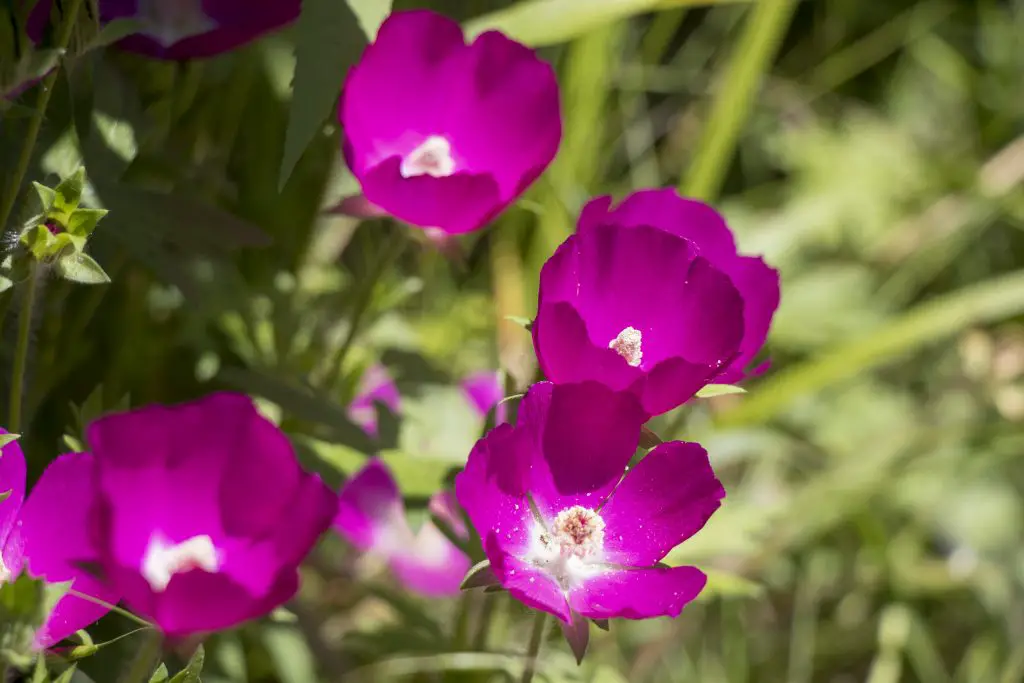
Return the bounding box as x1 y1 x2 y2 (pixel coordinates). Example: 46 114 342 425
346 0 392 39
56 253 111 285
696 384 748 398
168 644 204 683
0 433 20 448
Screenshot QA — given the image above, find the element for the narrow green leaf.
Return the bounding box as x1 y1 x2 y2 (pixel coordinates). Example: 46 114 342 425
695 384 748 398
32 183 56 213
30 654 47 683
1 48 63 97
0 433 20 448
148 663 169 683
0 490 11 504
88 18 144 49
56 253 112 285
460 560 499 590
639 426 663 449
279 0 366 189
464 0 751 47
503 315 533 330
53 665 80 683
719 269 1024 426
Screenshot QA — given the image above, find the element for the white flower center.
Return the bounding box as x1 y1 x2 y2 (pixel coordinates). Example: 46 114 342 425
401 136 456 179
609 326 643 367
523 506 606 590
136 0 218 48
141 533 220 593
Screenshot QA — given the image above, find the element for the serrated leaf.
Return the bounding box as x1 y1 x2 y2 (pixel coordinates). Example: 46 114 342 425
279 0 366 189
53 168 86 215
695 384 748 398
168 644 204 683
460 560 499 590
66 209 108 238
56 253 111 285
0 433 20 448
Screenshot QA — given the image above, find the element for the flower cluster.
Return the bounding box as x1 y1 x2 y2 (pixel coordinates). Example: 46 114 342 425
3 4 779 668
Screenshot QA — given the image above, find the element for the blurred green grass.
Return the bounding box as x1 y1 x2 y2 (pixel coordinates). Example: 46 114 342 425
3 0 1024 681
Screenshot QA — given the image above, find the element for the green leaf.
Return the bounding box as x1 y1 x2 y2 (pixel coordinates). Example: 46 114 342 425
464 0 751 47
30 654 48 683
0 433 20 448
65 208 108 238
697 569 765 600
1 48 63 98
21 224 58 260
168 644 204 683
503 315 533 330
32 183 56 213
279 0 366 189
56 253 111 285
88 18 145 49
53 666 80 683
0 491 11 504
0 573 53 664
0 276 12 294
53 168 86 216
148 664 169 683
695 384 748 398
719 268 1024 427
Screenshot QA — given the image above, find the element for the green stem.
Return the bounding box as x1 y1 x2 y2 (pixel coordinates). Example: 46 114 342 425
8 261 39 431
471 593 498 650
679 0 797 202
0 0 86 234
520 611 547 683
116 629 163 683
320 228 406 388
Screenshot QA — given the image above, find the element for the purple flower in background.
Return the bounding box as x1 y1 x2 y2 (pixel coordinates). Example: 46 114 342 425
85 393 337 637
339 10 561 234
461 370 507 424
532 200 747 417
0 431 115 648
579 189 780 384
335 459 469 597
29 0 300 60
347 365 402 438
455 382 723 626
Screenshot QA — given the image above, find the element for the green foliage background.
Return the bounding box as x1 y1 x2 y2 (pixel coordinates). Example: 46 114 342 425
2 0 1024 680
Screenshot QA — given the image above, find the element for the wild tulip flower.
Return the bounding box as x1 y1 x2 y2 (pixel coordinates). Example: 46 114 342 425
0 431 115 648
455 381 723 628
28 0 300 60
532 200 747 417
347 365 402 438
85 393 337 637
335 459 469 597
577 189 780 384
339 10 561 234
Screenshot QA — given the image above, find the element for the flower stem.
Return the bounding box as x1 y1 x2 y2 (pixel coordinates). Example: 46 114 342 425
117 629 163 683
520 610 548 683
8 261 39 432
0 0 86 234
471 593 498 650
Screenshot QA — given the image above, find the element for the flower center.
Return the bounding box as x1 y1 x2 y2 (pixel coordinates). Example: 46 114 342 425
609 326 643 367
401 136 456 179
141 533 220 593
524 506 606 590
136 0 218 48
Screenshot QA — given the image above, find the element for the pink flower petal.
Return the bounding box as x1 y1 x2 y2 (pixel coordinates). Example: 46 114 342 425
569 565 706 620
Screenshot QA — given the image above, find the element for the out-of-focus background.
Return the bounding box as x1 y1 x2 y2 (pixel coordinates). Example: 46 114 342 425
3 0 1024 681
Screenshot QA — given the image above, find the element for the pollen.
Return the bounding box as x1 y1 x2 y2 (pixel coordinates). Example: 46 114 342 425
550 505 605 559
609 326 643 367
401 136 456 178
141 533 221 593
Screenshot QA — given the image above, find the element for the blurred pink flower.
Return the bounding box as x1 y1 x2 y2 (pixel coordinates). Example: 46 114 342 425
347 365 402 438
335 459 469 597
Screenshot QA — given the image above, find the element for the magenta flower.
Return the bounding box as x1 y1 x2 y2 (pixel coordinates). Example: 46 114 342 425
85 393 337 637
347 365 402 438
335 459 469 597
339 10 561 234
532 199 747 417
0 431 115 648
29 0 299 60
577 189 780 384
460 370 507 425
455 382 723 626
